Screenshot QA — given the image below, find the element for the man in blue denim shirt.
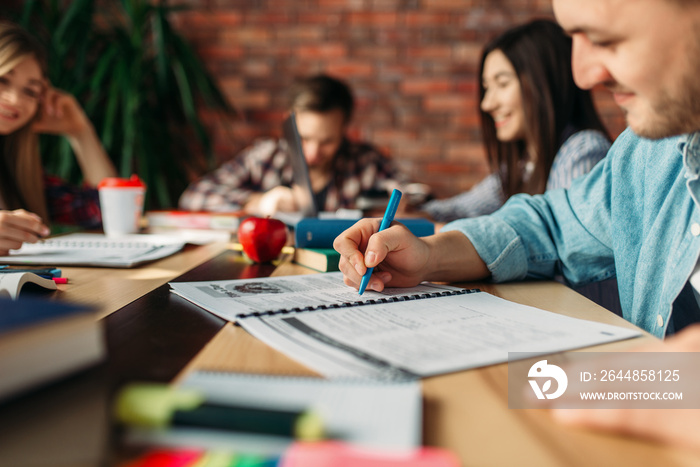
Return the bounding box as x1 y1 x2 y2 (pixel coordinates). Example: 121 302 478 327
335 0 700 451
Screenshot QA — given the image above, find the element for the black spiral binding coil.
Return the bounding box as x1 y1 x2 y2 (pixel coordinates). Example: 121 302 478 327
237 287 481 320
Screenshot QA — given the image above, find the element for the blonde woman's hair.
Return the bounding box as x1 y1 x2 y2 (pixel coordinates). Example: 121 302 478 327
0 22 48 222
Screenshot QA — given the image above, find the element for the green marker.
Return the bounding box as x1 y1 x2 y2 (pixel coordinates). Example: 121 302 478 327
114 383 324 441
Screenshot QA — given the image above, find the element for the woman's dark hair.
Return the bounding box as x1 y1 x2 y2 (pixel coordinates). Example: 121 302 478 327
479 19 609 197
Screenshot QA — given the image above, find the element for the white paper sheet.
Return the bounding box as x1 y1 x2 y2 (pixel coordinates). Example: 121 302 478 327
240 291 642 379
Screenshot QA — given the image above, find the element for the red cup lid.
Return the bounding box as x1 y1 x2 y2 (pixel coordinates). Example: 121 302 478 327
98 175 146 189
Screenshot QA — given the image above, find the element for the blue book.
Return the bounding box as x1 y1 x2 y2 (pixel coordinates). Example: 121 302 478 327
0 297 91 332
294 218 434 248
0 298 105 401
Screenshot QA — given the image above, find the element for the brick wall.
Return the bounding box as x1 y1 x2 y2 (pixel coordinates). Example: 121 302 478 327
173 2 626 198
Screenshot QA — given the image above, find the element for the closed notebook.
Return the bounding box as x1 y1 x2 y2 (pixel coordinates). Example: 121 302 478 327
294 218 434 248
155 371 422 452
292 248 340 272
0 297 105 401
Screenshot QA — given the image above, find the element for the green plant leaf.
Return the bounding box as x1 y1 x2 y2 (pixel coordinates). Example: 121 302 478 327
13 0 236 209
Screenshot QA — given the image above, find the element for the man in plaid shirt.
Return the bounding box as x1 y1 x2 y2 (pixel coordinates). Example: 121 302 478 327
179 75 405 216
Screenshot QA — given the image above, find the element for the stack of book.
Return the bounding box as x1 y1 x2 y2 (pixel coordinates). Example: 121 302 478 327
146 210 246 232
292 247 340 272
0 297 105 401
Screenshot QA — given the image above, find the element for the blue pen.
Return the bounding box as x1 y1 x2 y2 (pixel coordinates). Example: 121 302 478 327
358 189 402 295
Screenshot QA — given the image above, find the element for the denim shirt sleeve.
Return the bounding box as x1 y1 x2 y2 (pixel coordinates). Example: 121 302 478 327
442 134 619 286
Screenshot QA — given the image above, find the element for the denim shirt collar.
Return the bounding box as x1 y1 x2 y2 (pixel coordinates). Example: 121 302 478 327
681 132 700 178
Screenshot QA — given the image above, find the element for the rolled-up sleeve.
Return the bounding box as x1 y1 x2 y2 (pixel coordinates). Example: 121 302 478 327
442 147 616 286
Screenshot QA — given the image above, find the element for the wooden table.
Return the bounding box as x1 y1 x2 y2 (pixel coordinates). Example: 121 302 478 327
57 240 230 319
2 245 700 466
176 264 700 467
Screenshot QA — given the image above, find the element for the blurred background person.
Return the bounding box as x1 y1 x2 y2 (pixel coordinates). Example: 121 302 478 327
179 74 407 217
0 22 116 255
422 19 610 223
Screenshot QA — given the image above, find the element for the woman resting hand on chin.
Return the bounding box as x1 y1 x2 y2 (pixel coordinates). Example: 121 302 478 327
0 22 116 255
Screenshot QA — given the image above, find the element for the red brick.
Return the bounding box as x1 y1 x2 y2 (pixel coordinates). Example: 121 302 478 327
455 81 479 94
452 43 483 64
445 143 487 163
424 95 476 112
370 0 402 10
241 61 273 78
324 61 374 77
244 12 294 24
276 26 326 42
298 13 343 25
373 129 419 142
420 0 477 10
400 79 453 95
451 111 482 128
404 12 452 26
297 44 348 59
221 27 272 44
224 90 271 110
348 12 398 25
355 46 398 60
318 0 369 10
406 45 452 60
218 77 245 91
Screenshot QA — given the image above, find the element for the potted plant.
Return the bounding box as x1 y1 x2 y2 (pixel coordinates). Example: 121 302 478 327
14 0 236 208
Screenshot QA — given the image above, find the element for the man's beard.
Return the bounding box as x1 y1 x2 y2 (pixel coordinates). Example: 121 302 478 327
634 82 700 139
632 29 700 139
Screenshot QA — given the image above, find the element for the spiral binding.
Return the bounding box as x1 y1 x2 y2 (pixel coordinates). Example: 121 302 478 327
237 287 481 320
37 239 155 249
192 369 419 384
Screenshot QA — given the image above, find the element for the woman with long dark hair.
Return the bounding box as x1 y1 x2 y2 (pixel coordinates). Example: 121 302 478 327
423 19 610 222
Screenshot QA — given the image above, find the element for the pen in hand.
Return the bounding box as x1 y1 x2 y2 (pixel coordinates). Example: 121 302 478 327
358 189 402 295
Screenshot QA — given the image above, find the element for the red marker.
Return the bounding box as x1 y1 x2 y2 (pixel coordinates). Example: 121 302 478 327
52 277 68 284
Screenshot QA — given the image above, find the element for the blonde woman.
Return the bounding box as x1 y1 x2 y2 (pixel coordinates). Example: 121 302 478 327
0 22 116 255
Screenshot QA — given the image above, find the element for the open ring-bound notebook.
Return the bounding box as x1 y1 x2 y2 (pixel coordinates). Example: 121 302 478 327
0 233 186 268
170 272 641 380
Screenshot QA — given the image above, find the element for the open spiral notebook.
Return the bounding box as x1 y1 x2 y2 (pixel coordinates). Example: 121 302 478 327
170 272 642 380
0 233 186 268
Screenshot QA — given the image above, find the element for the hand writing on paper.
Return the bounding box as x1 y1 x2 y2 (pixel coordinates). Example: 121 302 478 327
334 218 489 293
333 217 431 292
0 209 50 255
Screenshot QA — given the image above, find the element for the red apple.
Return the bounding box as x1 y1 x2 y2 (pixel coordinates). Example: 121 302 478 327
238 216 288 263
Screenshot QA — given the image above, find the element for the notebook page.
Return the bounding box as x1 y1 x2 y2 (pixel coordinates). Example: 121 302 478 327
170 272 463 322
240 291 642 379
0 233 185 267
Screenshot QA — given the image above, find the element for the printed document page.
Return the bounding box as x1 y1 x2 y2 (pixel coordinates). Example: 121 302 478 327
240 292 642 379
169 272 461 322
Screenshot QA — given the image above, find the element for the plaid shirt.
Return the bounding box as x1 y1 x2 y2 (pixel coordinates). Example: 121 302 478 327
179 138 404 212
44 174 102 228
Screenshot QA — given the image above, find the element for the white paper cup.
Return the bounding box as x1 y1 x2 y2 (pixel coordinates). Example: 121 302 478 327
98 176 146 236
